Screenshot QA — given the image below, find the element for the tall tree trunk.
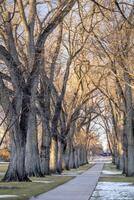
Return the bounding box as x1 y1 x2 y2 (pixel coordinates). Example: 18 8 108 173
77 147 81 167
39 78 51 175
124 73 134 176
73 147 79 169
3 135 29 182
3 92 30 182
40 116 51 175
50 136 58 173
57 140 63 173
65 140 71 170
118 129 124 170
25 108 42 177
69 145 74 169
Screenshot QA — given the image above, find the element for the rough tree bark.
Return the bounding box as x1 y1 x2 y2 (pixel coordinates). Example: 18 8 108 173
25 105 42 177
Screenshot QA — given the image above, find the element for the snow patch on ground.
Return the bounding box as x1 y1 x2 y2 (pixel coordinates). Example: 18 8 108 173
52 174 77 177
0 173 5 175
52 171 84 176
62 170 84 175
91 182 134 200
89 157 112 164
33 180 54 183
102 170 122 175
0 195 18 198
0 162 9 164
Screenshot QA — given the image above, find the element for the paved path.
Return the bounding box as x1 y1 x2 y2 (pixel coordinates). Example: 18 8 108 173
33 163 104 200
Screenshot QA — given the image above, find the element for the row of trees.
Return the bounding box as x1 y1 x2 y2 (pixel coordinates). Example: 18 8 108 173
84 1 134 176
0 0 134 182
0 0 104 182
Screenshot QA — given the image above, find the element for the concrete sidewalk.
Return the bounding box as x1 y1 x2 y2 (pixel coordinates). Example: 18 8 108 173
33 163 104 200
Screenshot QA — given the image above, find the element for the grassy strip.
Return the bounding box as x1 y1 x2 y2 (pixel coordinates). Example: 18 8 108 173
0 164 8 173
63 163 93 175
100 163 134 183
103 163 120 172
0 163 92 200
0 176 73 200
100 176 134 182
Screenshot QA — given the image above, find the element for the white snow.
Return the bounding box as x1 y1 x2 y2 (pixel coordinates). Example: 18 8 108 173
91 182 134 200
102 170 122 175
0 195 18 198
33 180 54 183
